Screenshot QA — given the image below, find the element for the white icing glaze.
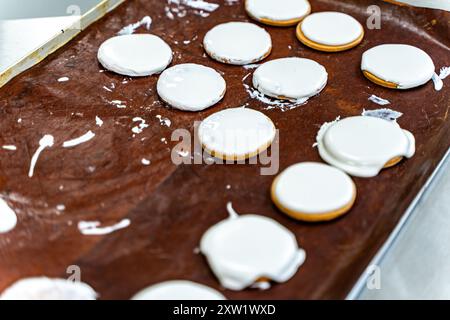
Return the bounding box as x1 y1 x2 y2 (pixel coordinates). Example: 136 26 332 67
203 22 272 65
253 57 328 100
131 281 226 300
0 277 97 300
0 199 17 234
118 16 152 35
317 116 415 178
198 107 276 159
246 0 310 22
28 134 54 178
273 162 355 215
200 204 306 291
98 34 173 77
78 219 130 236
394 0 450 11
157 63 226 111
62 131 95 148
361 44 435 89
301 12 363 46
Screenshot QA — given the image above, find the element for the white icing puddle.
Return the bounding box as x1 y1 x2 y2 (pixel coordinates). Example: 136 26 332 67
118 16 152 35
432 66 450 91
78 219 130 236
362 108 403 121
62 131 95 148
0 277 97 300
0 199 17 233
368 94 390 106
200 202 306 291
28 134 54 178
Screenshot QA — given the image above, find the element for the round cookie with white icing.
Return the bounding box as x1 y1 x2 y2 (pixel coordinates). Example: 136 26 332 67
0 277 97 300
98 34 172 77
316 116 416 178
271 162 356 222
131 281 226 300
253 57 328 101
203 22 272 65
198 107 276 161
157 63 226 112
296 11 364 52
245 0 311 27
200 203 306 291
361 44 435 89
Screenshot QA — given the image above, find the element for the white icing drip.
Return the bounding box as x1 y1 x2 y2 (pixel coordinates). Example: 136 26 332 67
244 83 308 112
362 108 403 121
141 158 151 166
118 16 152 35
132 117 149 134
313 116 341 148
62 131 95 148
2 145 17 151
78 219 130 236
0 277 97 300
95 116 104 127
110 100 127 108
368 94 390 106
131 280 226 300
156 115 171 127
0 199 17 233
57 77 69 82
432 67 450 91
226 202 239 219
28 135 54 178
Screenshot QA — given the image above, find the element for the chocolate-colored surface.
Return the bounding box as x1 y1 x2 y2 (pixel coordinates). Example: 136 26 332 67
0 0 449 299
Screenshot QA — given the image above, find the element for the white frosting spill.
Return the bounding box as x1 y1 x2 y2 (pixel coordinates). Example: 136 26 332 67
117 16 152 35
301 12 363 46
28 134 54 178
98 34 173 77
200 203 306 291
253 57 328 100
0 277 97 300
394 0 450 11
368 94 390 105
57 77 69 82
95 116 104 127
62 131 95 148
431 66 450 91
362 108 403 121
361 44 435 89
246 0 310 22
165 0 219 19
2 145 17 151
317 116 416 178
198 107 276 159
204 22 272 65
273 162 355 215
157 63 226 111
131 280 226 300
0 199 17 233
132 117 149 135
78 219 131 236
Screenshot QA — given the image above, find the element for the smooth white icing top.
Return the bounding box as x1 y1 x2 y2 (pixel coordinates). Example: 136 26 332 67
361 44 435 89
203 22 272 65
200 206 306 291
273 162 355 214
301 11 363 46
198 107 276 159
395 0 450 11
0 277 97 300
157 63 226 111
131 281 226 300
253 57 328 100
98 34 172 77
0 199 17 233
317 116 416 178
246 0 310 22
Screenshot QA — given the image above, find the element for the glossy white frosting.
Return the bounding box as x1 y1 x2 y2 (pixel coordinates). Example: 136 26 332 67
0 199 17 233
132 281 226 300
200 204 306 291
203 22 272 65
0 277 97 300
198 107 276 159
393 0 450 11
246 0 310 22
301 11 363 46
98 34 173 77
317 116 416 178
253 57 328 100
273 162 355 215
361 44 435 89
157 63 226 111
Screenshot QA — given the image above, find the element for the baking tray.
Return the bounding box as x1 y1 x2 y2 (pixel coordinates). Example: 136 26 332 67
0 0 448 299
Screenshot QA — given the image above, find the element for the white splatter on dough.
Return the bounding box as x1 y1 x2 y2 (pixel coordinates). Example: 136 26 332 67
132 117 149 134
368 94 390 106
95 116 104 127
29 135 54 178
57 77 69 82
118 16 152 35
2 145 17 151
156 115 171 127
141 158 151 166
78 219 131 236
62 131 95 148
